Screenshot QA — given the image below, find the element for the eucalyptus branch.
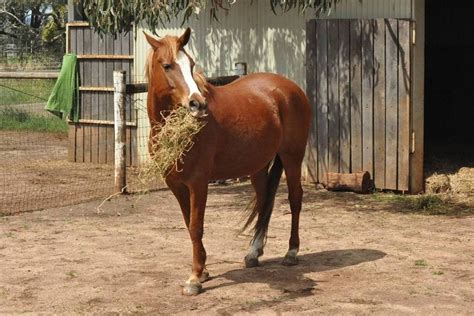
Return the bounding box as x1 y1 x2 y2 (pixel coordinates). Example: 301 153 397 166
0 29 19 39
0 9 39 35
0 9 29 27
78 0 338 36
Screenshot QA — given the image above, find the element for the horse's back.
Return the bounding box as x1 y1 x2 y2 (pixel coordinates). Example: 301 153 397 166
221 73 308 102
222 73 311 154
213 72 311 125
204 73 311 179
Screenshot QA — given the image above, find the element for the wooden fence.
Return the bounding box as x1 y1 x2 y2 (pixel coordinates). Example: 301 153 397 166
66 22 137 166
0 72 59 79
306 19 412 192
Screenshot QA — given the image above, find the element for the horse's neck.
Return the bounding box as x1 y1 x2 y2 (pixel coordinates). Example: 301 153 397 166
203 84 216 102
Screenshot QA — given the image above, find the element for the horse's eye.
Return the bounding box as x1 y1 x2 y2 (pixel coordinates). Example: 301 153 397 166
163 63 172 72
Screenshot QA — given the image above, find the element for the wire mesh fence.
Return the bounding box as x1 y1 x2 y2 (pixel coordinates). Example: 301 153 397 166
0 75 163 215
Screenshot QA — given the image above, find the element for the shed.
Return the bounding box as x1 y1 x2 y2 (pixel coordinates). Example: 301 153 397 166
68 0 473 193
134 0 426 193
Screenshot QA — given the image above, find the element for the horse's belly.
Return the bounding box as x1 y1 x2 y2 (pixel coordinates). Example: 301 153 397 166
210 119 282 180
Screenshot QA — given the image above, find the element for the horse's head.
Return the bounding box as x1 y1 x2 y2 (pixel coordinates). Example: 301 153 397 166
144 28 207 118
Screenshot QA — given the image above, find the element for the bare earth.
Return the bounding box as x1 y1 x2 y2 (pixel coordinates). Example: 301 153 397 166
0 182 472 314
0 130 162 214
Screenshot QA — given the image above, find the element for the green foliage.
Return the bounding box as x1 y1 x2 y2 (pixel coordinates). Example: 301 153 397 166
1 107 29 122
269 0 339 15
0 78 67 134
411 195 444 212
41 3 67 43
0 0 66 62
79 0 339 36
0 106 68 134
0 79 55 105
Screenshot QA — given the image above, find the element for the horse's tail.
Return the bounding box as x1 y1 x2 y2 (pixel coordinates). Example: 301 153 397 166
242 155 284 243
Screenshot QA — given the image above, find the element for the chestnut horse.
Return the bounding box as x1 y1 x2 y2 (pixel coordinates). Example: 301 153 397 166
145 28 311 295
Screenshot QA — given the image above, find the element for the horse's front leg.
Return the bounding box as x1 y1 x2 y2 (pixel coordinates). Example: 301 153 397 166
182 180 209 296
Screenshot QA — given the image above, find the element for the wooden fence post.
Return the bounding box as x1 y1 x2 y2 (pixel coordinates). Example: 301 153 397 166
113 70 127 194
235 62 247 76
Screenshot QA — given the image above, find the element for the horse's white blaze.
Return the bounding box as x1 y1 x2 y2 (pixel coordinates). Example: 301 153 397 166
176 50 201 98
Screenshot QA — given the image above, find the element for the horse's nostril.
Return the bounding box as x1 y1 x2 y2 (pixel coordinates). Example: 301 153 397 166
189 100 200 110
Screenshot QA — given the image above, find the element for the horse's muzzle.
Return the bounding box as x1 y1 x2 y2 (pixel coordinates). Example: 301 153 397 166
189 99 208 118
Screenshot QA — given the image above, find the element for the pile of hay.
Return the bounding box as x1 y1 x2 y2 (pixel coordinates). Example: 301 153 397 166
425 168 474 196
139 106 206 183
449 167 474 195
425 173 451 193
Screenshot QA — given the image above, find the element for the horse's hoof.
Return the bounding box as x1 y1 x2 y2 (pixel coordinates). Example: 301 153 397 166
199 270 210 283
182 281 202 296
244 255 259 268
282 254 299 266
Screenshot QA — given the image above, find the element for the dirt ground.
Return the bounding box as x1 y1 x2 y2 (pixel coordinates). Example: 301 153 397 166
0 130 161 215
1 182 472 314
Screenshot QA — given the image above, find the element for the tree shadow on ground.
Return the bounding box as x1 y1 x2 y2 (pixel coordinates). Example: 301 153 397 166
207 248 385 299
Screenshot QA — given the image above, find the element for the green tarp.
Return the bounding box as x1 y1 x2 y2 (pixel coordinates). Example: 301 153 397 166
45 54 80 122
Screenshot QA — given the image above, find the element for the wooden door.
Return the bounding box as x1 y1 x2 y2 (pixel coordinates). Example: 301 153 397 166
306 19 412 192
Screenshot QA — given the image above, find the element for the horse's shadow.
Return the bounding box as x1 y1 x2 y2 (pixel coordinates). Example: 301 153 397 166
207 249 386 298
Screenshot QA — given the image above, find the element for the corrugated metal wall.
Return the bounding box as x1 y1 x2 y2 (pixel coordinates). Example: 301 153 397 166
134 0 413 164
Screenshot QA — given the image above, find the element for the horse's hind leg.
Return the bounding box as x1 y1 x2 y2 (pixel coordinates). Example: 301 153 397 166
244 167 268 268
279 153 303 266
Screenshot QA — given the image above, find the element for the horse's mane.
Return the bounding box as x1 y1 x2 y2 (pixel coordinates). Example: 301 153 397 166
144 47 209 95
144 48 153 83
193 70 209 95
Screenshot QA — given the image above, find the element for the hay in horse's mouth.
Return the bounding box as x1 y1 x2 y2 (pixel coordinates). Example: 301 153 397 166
140 106 207 182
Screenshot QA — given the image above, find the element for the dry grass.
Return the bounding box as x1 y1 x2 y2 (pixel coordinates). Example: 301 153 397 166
449 167 474 195
425 173 450 193
139 106 206 184
425 165 473 210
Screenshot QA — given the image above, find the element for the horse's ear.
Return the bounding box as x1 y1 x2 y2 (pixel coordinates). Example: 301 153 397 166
178 27 191 48
143 31 161 50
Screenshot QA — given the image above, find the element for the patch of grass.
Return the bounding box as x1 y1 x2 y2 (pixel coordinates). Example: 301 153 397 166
372 192 472 216
0 79 55 106
372 192 409 203
411 195 446 214
66 270 78 279
414 259 428 267
0 107 68 133
432 271 444 275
